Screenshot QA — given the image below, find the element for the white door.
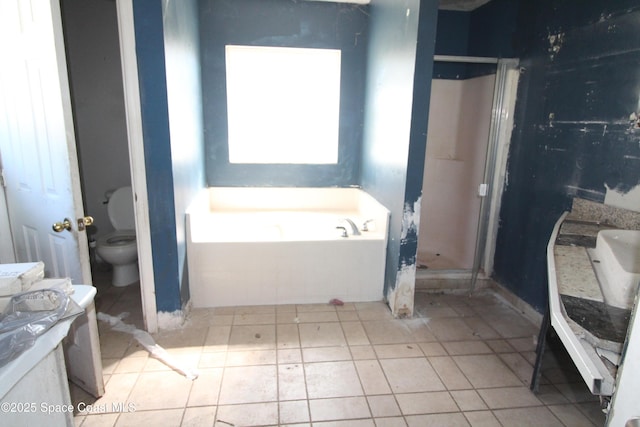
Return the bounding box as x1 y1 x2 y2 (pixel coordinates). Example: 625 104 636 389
0 0 104 398
0 0 91 284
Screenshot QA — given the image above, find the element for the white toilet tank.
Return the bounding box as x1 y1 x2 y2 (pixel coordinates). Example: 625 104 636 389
107 186 135 230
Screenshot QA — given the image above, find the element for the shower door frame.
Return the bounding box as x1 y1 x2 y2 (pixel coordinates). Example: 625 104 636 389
419 56 520 288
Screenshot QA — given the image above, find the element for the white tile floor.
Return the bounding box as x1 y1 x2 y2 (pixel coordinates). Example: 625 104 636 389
71 273 607 427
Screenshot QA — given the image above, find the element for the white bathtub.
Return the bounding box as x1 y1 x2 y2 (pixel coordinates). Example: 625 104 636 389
186 187 390 307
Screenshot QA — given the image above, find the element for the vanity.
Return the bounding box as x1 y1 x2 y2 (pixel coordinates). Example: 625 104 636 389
534 198 640 398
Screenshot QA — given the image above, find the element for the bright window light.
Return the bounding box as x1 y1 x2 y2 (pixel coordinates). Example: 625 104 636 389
225 45 341 164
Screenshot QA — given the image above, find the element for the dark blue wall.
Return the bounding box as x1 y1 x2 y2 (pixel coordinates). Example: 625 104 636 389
199 0 368 187
133 0 182 312
494 0 640 312
433 0 517 80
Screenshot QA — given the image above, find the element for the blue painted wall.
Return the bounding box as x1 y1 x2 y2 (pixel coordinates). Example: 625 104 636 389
199 0 368 187
163 0 206 304
132 0 182 312
493 0 640 312
360 0 438 302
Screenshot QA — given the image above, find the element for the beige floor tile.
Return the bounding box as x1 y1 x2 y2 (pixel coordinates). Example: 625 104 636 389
374 343 423 359
234 305 276 315
461 317 501 340
428 356 472 390
187 368 223 407
341 321 370 345
303 346 351 363
485 339 516 353
115 409 184 427
279 400 310 424
576 401 607 425
308 396 370 421
278 348 303 364
297 303 336 312
127 371 192 411
77 413 119 427
507 337 537 352
442 341 493 356
498 352 534 385
224 349 277 366
299 322 346 348
153 327 208 352
228 324 276 350
534 384 570 405
380 358 445 393
350 345 377 360
182 406 216 427
426 318 481 342
463 410 502 427
493 406 563 427
452 354 522 388
89 373 138 412
233 313 276 325
198 351 227 368
203 326 231 352
296 311 339 323
367 395 401 418
218 365 278 404
548 404 599 427
418 342 447 356
405 412 470 427
99 331 134 359
355 359 392 395
554 381 600 403
305 361 363 398
278 363 307 401
477 386 542 409
277 323 301 349
480 314 537 339
450 390 488 411
373 417 407 427
396 391 458 415
362 320 434 345
337 311 360 321
113 355 148 374
313 420 374 427
215 402 278 426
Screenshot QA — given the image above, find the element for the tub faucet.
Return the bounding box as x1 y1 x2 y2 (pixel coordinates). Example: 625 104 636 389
362 219 374 231
336 226 348 238
342 218 361 236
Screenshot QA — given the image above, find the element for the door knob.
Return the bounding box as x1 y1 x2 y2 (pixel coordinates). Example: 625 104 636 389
52 218 72 233
77 216 94 231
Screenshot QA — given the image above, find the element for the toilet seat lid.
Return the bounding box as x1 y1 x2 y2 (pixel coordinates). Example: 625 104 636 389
108 186 135 230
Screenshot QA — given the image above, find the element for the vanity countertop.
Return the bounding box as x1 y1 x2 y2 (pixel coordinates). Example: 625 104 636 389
552 200 638 348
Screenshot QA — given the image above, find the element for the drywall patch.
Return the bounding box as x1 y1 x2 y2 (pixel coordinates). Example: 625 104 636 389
387 263 416 318
401 197 421 240
547 31 565 60
157 309 186 330
604 183 640 212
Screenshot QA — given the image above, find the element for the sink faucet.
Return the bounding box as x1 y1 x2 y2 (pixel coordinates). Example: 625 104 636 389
342 218 361 236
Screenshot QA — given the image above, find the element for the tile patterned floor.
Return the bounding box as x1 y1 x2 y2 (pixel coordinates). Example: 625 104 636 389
72 276 607 426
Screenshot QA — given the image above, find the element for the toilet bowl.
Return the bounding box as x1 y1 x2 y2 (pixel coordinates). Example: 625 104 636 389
96 187 138 287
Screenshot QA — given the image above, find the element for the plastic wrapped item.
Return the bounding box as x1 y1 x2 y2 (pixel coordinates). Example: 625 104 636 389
97 312 199 380
0 262 45 297
0 288 82 367
0 277 74 313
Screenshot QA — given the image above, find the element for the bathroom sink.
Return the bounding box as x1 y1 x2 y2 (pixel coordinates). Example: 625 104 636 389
590 230 640 309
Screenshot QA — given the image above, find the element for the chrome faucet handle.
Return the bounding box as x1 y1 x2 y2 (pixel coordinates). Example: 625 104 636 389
336 226 348 238
362 219 374 231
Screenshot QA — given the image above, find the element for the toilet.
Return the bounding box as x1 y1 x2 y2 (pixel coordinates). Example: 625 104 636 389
96 186 138 287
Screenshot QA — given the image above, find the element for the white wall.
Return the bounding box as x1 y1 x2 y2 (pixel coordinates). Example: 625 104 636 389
61 0 131 241
418 74 495 270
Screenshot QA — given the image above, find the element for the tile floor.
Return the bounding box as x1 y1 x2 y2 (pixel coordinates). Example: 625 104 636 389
71 273 607 427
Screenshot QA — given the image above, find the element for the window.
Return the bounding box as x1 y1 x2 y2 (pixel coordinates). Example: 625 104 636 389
225 45 341 164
